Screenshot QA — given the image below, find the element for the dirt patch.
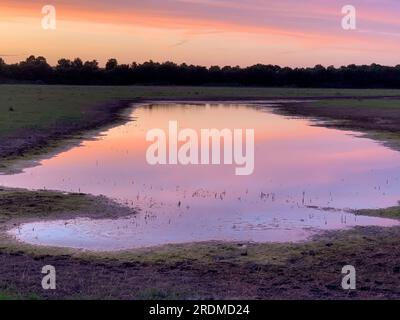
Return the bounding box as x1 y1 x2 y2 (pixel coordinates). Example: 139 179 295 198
2 95 400 171
272 98 400 149
0 188 137 229
0 99 134 171
0 226 399 300
2 95 400 299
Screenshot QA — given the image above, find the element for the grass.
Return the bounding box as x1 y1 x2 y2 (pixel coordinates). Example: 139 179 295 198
2 223 400 299
0 188 135 225
0 188 93 223
310 98 400 109
135 287 194 300
356 206 400 219
0 187 398 299
0 292 18 300
303 99 400 151
0 84 399 173
0 184 395 267
2 85 400 299
2 85 400 138
84 242 293 266
0 290 40 300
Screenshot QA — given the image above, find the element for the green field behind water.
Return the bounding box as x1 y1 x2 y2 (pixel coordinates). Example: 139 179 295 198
2 85 400 138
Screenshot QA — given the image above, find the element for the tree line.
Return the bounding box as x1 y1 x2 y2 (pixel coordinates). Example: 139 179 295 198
1 55 400 88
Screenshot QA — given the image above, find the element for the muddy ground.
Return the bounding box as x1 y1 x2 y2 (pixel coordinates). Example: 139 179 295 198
2 94 400 167
1 95 400 299
273 98 400 150
0 99 133 164
0 226 399 300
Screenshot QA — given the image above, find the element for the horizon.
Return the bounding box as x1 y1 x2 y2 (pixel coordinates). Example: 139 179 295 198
1 1 400 67
3 55 400 69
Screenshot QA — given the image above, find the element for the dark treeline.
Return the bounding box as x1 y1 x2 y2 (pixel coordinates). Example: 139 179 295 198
1 55 400 88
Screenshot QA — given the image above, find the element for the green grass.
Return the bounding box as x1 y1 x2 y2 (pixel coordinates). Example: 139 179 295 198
2 85 400 138
0 188 134 224
0 188 93 223
0 290 40 300
1 84 400 168
311 98 400 109
0 292 18 300
306 98 400 151
89 242 292 266
356 206 400 219
135 287 194 300
2 85 400 299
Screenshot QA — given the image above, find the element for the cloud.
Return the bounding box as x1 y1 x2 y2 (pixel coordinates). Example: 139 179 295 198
1 0 400 66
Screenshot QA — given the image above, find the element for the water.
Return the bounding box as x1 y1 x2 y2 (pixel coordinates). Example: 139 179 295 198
2 102 400 251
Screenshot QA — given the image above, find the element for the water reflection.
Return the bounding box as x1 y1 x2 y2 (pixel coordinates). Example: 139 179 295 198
3 102 400 251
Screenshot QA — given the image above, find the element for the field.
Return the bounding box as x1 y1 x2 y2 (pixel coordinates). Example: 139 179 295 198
1 85 400 299
2 85 400 168
0 188 399 299
2 84 400 138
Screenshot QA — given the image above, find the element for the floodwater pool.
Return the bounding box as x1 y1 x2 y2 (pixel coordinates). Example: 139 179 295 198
2 102 400 251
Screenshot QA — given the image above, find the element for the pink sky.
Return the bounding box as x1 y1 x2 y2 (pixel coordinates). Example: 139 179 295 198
1 0 400 67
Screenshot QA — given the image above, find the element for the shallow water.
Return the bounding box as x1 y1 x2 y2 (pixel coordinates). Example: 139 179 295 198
2 102 400 251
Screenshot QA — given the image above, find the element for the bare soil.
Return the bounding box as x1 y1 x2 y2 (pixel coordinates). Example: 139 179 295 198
0 99 134 162
272 98 400 140
0 226 399 300
1 95 400 300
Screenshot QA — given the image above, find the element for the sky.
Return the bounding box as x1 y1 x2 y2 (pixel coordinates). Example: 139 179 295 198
1 0 400 67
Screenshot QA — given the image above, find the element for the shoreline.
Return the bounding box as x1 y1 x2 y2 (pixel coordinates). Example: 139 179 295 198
2 93 400 173
270 99 400 151
0 95 400 174
2 222 400 299
0 99 135 174
1 92 400 299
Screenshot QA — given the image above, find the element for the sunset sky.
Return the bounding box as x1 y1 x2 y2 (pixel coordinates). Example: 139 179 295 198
1 0 400 67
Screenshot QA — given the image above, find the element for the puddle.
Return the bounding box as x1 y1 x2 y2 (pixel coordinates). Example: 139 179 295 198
2 102 400 251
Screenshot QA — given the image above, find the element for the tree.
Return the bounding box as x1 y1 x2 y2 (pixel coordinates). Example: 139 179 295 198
83 60 99 70
1 55 400 87
72 58 83 69
106 58 118 71
17 55 51 81
0 57 5 72
56 58 72 70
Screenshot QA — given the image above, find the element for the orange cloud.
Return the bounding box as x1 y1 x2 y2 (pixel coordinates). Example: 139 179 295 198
1 0 400 66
